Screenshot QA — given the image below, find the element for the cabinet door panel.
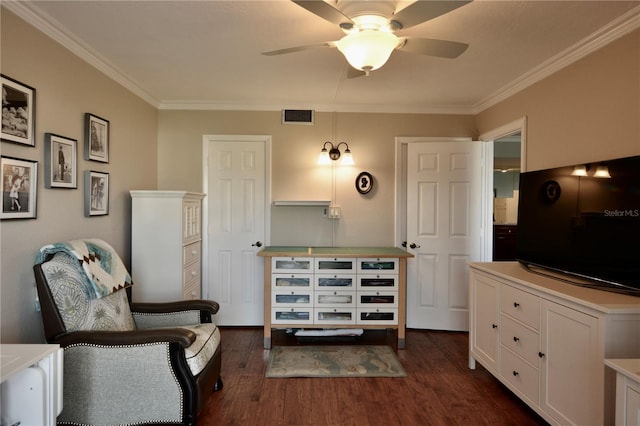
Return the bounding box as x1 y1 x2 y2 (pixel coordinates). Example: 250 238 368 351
470 273 500 371
540 300 599 425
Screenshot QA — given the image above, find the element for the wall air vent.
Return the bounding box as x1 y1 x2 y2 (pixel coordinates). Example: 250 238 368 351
282 109 314 125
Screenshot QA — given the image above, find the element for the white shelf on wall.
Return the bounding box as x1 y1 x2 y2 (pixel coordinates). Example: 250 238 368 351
273 201 331 207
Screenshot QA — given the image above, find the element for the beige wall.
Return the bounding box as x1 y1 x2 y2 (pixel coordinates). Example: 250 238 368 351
1 9 158 342
477 29 640 170
157 110 476 246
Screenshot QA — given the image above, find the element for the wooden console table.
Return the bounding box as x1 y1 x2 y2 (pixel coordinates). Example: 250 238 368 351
257 246 413 349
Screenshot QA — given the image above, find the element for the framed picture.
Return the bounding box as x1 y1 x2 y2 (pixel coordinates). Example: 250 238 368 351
1 156 38 219
356 171 374 194
84 113 109 163
1 75 36 146
45 133 77 189
84 170 109 216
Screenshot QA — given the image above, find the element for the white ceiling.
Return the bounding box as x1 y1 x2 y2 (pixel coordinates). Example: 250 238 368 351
7 0 640 113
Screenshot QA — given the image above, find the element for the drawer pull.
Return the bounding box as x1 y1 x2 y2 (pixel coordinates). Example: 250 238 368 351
513 302 520 308
538 352 545 358
512 371 519 377
492 324 498 329
513 336 520 342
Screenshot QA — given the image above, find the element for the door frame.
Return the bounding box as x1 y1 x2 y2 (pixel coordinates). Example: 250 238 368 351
478 117 528 261
201 134 272 300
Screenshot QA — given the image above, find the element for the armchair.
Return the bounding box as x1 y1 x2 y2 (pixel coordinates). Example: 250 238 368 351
33 239 222 426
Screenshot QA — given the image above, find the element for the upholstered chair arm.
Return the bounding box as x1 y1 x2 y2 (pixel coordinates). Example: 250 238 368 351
130 300 220 329
52 328 196 348
131 299 219 315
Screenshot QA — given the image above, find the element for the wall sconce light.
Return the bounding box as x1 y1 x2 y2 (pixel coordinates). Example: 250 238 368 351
318 141 354 165
570 163 611 178
571 164 589 176
593 163 611 178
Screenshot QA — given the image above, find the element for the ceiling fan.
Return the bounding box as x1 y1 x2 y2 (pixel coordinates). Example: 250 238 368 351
263 0 472 76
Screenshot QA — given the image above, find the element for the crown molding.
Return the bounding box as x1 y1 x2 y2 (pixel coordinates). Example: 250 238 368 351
472 5 640 114
3 0 160 108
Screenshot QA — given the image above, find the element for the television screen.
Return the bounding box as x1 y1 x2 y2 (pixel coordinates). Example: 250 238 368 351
516 155 640 296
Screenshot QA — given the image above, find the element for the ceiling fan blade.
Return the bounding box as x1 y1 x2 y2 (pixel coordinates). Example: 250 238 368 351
392 1 472 30
292 0 354 27
262 42 336 56
399 37 469 59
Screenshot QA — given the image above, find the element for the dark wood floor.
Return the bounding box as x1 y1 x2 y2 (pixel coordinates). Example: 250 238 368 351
197 327 548 426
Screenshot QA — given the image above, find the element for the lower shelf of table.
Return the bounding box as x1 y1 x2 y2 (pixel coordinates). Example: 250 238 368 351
264 324 405 350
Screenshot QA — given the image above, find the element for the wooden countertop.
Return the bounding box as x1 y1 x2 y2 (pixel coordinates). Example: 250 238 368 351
257 246 414 258
469 261 640 314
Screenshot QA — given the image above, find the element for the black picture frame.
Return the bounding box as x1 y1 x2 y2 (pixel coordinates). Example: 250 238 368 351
1 75 36 146
356 171 373 194
45 133 77 189
84 113 109 163
1 156 38 219
84 170 109 216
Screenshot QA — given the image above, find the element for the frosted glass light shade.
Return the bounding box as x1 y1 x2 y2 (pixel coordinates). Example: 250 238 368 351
594 165 611 178
340 149 354 166
337 30 399 73
571 165 588 176
318 149 331 165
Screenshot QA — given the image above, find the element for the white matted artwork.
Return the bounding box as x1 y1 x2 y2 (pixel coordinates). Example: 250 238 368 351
1 156 38 219
84 170 109 216
1 75 36 146
84 113 109 163
45 133 77 188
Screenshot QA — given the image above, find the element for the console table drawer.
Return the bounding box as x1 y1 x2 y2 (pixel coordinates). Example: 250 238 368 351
315 258 355 273
272 274 312 288
502 284 540 329
272 290 313 307
358 291 398 308
272 308 313 324
357 258 399 274
272 257 314 273
357 308 398 325
315 291 356 307
315 274 355 290
357 275 398 290
316 308 356 324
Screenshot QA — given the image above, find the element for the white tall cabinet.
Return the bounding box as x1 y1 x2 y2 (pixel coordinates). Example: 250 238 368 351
130 190 205 302
469 262 640 426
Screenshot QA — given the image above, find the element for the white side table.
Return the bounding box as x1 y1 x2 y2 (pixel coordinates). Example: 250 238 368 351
605 359 640 426
1 344 63 426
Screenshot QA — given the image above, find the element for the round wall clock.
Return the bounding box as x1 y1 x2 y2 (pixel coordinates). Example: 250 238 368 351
356 171 373 194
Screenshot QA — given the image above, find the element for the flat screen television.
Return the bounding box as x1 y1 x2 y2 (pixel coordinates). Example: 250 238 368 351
516 155 640 296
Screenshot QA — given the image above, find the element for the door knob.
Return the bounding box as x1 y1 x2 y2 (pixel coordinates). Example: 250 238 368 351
252 241 263 247
409 243 420 249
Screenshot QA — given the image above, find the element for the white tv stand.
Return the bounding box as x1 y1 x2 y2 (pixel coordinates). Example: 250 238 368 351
468 262 640 426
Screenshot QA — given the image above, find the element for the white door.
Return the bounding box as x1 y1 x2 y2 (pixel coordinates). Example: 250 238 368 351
406 140 482 330
203 135 270 325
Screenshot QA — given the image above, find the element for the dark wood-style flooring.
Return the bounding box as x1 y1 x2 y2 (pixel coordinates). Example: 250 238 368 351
197 327 548 426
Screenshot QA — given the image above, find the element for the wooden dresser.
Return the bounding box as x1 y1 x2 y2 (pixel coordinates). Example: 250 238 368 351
257 246 413 349
130 190 205 302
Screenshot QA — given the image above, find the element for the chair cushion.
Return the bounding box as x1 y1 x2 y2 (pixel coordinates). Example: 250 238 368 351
179 323 220 376
41 252 136 332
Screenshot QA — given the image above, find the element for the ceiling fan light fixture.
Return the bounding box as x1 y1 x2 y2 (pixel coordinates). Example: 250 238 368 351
336 29 399 75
